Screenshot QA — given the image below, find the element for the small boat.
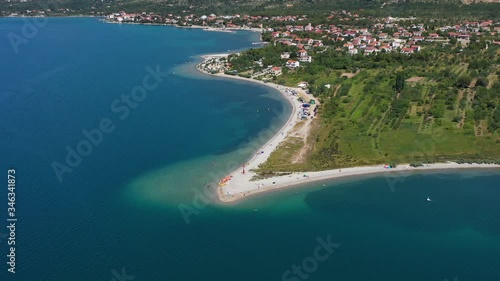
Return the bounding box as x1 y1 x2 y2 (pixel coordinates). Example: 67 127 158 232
427 197 432 202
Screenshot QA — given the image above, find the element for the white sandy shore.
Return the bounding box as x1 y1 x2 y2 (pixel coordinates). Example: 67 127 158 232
200 53 230 60
221 162 500 202
103 20 263 33
196 55 500 203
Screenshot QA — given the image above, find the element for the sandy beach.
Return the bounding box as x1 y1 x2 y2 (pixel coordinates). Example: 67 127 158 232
196 54 500 203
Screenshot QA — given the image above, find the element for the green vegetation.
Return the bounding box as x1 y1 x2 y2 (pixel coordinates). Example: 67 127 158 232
256 44 500 173
2 0 500 20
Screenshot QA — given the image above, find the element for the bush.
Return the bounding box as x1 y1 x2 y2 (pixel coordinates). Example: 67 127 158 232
476 76 489 87
455 75 471 88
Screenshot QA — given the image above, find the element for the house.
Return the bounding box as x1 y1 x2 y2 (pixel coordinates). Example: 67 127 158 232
401 47 414 54
286 60 300 68
270 66 282 76
313 41 324 47
298 49 308 57
299 56 312 63
380 45 392 52
281 52 290 59
344 43 354 50
348 48 359 55
364 47 377 55
392 39 402 48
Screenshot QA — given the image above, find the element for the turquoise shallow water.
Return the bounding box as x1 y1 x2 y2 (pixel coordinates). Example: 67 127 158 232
1 18 499 281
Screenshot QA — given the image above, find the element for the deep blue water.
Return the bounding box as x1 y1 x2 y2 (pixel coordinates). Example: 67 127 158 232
1 17 499 281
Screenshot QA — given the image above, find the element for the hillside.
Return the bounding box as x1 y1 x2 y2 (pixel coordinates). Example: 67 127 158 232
1 0 499 17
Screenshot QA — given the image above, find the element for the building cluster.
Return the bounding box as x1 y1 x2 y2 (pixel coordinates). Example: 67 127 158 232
107 12 163 23
198 56 230 74
105 9 500 76
266 16 500 57
106 11 263 29
3 8 82 17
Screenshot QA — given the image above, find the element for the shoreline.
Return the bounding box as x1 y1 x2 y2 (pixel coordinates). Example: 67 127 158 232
221 163 500 203
101 19 262 33
195 54 500 203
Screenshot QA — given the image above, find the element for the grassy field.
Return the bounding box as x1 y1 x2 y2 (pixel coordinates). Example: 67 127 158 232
257 61 500 173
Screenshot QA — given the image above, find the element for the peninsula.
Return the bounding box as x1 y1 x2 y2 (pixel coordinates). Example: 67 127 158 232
197 52 500 202
6 0 499 202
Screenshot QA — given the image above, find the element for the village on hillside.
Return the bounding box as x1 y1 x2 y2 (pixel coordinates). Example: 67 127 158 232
180 10 499 78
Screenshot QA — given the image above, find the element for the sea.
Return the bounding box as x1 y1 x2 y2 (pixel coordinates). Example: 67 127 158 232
0 17 499 281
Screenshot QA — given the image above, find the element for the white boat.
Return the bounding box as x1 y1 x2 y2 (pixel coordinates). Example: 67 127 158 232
427 197 432 202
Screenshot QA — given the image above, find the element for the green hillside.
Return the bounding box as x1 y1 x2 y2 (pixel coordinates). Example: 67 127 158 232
1 0 499 19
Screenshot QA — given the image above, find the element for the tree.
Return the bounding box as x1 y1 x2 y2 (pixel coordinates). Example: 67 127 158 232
476 76 489 88
455 75 471 88
394 72 405 92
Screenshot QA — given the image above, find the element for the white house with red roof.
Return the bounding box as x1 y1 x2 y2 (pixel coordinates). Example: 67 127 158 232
380 45 392 52
401 47 414 54
298 49 308 57
364 46 378 55
271 66 282 76
271 32 281 38
286 60 300 68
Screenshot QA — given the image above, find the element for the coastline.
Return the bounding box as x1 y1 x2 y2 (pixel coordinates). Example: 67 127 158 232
221 163 500 203
101 19 262 33
196 54 500 203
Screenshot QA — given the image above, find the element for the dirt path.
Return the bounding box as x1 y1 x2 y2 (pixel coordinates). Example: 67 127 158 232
291 119 313 163
333 84 341 97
